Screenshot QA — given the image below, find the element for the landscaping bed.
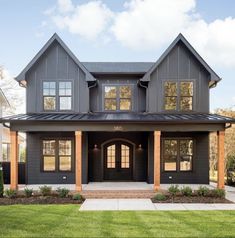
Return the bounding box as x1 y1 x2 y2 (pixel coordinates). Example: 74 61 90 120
152 185 232 203
0 195 83 205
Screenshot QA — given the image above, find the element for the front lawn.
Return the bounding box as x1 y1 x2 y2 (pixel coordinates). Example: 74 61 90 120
0 205 235 237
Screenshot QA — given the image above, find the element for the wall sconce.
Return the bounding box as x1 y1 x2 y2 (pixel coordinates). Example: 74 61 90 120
138 144 143 150
94 144 98 150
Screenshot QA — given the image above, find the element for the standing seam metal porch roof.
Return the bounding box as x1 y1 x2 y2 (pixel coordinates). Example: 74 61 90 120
1 113 235 124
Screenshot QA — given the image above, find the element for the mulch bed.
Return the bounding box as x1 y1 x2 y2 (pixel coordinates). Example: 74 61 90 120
152 195 232 203
0 196 83 205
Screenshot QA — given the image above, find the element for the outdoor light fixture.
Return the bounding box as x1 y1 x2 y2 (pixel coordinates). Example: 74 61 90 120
94 144 98 149
138 144 142 149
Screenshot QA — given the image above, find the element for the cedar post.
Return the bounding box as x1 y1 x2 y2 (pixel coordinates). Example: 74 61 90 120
217 131 225 189
154 131 161 191
75 131 82 191
10 131 18 190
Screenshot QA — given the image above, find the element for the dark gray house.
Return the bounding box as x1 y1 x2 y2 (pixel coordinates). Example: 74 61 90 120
1 33 235 191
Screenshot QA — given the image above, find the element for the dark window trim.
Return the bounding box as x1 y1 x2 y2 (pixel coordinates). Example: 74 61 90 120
40 137 74 173
161 137 194 173
162 80 196 113
41 80 74 112
102 84 134 112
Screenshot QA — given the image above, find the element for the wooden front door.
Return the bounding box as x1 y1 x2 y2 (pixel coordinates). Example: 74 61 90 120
104 141 133 181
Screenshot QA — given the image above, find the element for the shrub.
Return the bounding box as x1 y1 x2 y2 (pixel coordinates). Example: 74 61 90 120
211 188 225 198
153 193 167 201
226 154 235 185
0 163 4 197
72 193 82 201
4 189 17 199
39 186 52 196
180 186 193 196
24 187 33 197
168 185 180 196
197 186 210 197
57 187 69 198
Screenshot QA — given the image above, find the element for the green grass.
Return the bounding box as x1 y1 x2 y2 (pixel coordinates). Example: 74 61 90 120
1 205 235 237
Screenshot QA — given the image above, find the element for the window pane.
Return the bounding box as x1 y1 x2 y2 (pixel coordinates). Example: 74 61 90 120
59 140 72 155
180 82 193 96
107 145 115 168
104 99 116 110
165 97 177 110
164 156 177 171
121 144 130 168
59 156 71 171
164 82 177 96
60 97 71 110
43 82 56 96
120 86 131 98
43 156 56 171
120 99 131 110
105 86 116 98
180 155 192 171
43 140 55 155
2 143 9 162
44 97 56 110
59 82 72 96
180 140 193 155
180 97 192 111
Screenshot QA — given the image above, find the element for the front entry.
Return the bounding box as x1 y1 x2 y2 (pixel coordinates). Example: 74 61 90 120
104 140 133 181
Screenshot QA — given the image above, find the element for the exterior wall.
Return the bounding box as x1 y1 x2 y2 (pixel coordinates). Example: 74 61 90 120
88 132 148 182
90 75 146 112
148 41 210 113
26 41 89 113
148 132 209 184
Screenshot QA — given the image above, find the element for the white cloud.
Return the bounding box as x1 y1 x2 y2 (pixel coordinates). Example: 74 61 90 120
47 0 114 40
44 0 235 68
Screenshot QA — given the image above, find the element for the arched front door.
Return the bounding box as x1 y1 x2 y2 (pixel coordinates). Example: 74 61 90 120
104 141 133 181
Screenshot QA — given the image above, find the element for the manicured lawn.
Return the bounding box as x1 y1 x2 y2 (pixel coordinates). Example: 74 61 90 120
1 205 235 237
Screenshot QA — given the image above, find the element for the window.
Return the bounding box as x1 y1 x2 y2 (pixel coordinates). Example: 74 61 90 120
2 143 10 162
104 85 132 111
59 82 72 110
164 81 193 111
43 82 56 110
42 139 72 172
163 139 193 172
43 140 56 171
121 144 130 168
59 140 72 171
107 144 116 168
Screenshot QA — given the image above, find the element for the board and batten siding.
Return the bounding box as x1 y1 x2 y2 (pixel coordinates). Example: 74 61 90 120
26 41 89 113
147 41 210 113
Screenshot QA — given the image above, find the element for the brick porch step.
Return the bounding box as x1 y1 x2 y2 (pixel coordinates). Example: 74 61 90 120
81 190 155 199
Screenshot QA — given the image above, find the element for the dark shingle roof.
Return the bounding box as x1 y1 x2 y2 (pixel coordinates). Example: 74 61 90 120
82 62 154 74
1 113 235 124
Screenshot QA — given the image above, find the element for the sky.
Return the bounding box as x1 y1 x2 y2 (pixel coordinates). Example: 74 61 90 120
0 0 235 113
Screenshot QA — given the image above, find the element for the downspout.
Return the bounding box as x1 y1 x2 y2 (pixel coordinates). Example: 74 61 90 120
88 81 97 113
138 80 148 113
3 122 10 128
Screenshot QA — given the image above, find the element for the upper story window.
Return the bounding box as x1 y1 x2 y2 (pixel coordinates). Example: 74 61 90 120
104 85 132 111
43 82 56 110
59 82 72 110
43 81 72 111
164 81 193 111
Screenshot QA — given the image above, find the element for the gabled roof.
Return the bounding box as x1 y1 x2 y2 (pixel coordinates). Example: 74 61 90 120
15 33 96 82
82 62 154 74
141 33 221 87
0 88 10 107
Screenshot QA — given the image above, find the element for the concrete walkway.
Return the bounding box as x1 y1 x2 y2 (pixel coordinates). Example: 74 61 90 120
80 199 235 211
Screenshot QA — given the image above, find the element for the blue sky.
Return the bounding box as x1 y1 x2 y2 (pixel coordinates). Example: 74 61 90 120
0 0 235 111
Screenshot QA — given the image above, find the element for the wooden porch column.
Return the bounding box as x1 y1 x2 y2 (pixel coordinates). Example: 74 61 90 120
217 131 225 189
154 131 161 191
10 131 18 190
75 131 82 192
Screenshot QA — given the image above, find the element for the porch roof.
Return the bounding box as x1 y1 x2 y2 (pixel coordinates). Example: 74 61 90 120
1 112 235 124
